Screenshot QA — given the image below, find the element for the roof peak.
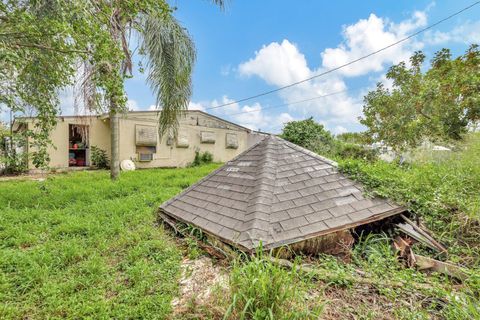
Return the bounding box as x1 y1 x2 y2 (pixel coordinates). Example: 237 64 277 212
160 136 403 251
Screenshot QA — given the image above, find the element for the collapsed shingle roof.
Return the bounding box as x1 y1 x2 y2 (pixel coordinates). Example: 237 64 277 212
160 135 405 251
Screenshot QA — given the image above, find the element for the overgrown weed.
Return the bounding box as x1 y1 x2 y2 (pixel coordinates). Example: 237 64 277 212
224 249 323 320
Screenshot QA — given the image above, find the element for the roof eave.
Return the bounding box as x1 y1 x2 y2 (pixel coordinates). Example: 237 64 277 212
263 206 407 251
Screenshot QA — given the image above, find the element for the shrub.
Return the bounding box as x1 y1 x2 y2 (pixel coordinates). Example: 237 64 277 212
338 133 480 266
281 117 335 155
334 142 378 162
201 151 213 163
90 146 109 169
190 150 214 167
0 129 28 174
225 251 322 320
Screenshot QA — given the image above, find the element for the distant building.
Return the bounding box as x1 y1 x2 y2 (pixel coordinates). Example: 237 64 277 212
13 110 264 171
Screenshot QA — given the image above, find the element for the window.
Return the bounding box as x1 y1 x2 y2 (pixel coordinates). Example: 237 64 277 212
136 146 156 162
135 125 157 146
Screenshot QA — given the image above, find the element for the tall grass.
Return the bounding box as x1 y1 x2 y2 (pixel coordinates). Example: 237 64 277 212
336 133 480 318
225 251 322 320
339 133 480 267
0 164 220 319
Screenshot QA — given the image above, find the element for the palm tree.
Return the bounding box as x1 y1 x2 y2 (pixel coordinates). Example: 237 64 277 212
81 1 225 180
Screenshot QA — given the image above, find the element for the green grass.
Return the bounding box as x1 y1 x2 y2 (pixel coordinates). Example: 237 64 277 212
2 133 480 319
335 133 480 318
338 133 480 266
225 251 322 320
0 163 221 319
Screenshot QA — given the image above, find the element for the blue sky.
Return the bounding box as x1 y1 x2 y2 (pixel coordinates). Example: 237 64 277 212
4 1 480 134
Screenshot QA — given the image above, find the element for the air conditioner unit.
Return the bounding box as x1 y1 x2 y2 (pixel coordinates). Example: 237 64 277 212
138 153 153 162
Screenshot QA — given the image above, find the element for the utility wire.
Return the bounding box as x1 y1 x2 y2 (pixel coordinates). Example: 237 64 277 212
227 87 357 116
206 1 480 111
265 99 364 131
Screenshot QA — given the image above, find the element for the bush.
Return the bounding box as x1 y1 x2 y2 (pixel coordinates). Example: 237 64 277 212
0 129 28 174
281 117 335 155
90 146 109 169
338 133 480 267
225 251 322 320
1 152 28 174
280 118 377 161
201 151 213 163
336 132 370 145
190 151 214 167
334 142 378 162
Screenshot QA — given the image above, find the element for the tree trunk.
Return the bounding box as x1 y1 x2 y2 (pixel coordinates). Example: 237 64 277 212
110 107 120 180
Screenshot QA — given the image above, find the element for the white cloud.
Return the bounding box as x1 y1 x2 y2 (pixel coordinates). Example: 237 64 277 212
321 11 426 77
233 103 269 130
148 104 157 111
234 9 435 132
238 40 311 87
424 20 480 45
333 125 348 135
210 95 241 113
188 101 205 111
237 40 363 131
127 99 139 111
277 112 294 125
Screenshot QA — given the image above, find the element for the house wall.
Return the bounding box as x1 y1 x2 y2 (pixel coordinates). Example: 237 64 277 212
118 111 251 168
24 117 111 170
20 111 257 170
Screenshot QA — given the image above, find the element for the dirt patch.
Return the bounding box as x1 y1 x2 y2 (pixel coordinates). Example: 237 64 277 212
172 256 228 316
171 255 443 319
0 173 47 182
319 284 443 320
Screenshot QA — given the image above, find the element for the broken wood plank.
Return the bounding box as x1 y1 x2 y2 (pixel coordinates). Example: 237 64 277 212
398 214 447 253
392 236 413 257
412 253 468 281
396 222 439 251
267 256 444 292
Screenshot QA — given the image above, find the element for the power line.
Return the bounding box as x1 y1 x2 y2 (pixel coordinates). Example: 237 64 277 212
227 87 355 116
263 99 364 131
206 1 480 111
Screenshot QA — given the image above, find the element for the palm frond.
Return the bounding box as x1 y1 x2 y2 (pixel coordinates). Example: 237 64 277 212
140 13 196 137
210 0 228 10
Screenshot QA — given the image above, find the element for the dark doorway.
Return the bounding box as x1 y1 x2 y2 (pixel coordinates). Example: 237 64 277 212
68 124 89 167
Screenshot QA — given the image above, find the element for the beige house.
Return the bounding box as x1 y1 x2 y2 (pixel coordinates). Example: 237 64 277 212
13 110 263 171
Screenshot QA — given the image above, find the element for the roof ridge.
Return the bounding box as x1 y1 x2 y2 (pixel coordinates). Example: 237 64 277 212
279 137 338 167
240 136 278 248
160 135 269 209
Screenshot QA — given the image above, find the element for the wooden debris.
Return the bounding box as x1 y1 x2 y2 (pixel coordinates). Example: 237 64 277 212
159 212 237 260
397 214 447 253
267 256 440 292
412 253 468 281
275 230 354 261
392 234 467 282
392 236 413 257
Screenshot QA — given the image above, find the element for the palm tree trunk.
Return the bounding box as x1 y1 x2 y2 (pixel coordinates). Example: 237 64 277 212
110 106 120 180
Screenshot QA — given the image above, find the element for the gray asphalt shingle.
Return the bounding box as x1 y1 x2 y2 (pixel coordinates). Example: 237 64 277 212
160 135 404 251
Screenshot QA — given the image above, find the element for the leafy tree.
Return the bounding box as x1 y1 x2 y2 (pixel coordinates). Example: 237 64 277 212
361 45 480 151
280 117 335 154
1 0 225 179
336 132 370 145
0 120 27 174
0 121 7 156
1 1 91 168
